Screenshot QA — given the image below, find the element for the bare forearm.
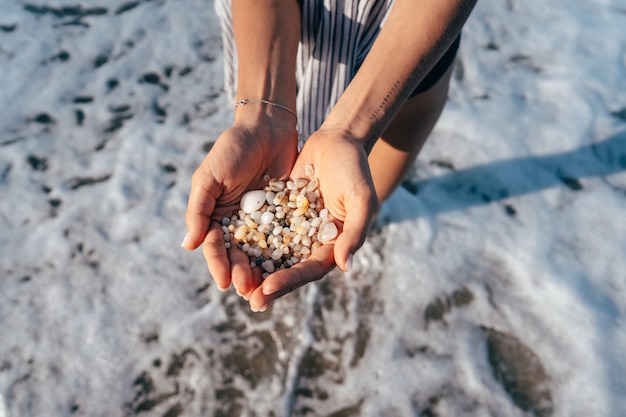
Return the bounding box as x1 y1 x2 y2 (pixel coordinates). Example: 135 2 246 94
321 0 477 150
232 0 300 116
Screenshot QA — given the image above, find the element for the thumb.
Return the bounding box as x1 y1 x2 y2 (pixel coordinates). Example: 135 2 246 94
183 171 219 250
333 188 378 271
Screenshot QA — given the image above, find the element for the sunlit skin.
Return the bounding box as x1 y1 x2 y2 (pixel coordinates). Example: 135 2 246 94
183 0 477 311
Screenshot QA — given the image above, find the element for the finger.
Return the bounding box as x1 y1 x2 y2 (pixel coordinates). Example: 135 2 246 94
248 244 336 311
241 266 264 301
202 221 232 291
333 186 378 271
229 244 255 296
183 168 219 250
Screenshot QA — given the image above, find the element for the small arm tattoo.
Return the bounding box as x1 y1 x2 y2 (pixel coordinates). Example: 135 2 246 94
370 81 400 120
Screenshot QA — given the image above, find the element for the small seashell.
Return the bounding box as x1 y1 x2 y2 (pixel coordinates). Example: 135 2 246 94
240 190 266 214
304 164 314 177
269 179 285 192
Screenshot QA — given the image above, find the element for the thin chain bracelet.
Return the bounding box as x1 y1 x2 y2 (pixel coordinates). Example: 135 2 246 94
235 99 298 120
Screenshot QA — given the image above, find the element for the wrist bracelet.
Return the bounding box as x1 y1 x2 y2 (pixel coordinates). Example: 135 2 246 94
235 99 297 120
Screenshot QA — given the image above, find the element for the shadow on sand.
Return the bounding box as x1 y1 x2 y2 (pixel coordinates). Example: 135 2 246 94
390 129 626 220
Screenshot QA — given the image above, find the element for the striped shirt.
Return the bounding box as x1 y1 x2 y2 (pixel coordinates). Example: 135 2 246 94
215 0 395 142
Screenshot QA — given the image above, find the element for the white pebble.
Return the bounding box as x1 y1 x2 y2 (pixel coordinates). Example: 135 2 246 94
240 190 266 214
292 206 307 217
317 221 338 243
273 191 286 206
295 178 308 188
258 224 271 234
250 210 262 224
234 225 248 240
262 260 275 273
260 211 275 225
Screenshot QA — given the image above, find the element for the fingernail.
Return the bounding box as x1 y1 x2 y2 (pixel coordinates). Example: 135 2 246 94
262 286 278 296
345 252 354 272
180 232 190 248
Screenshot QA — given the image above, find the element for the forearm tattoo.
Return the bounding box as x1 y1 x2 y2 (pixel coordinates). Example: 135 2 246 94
369 80 400 121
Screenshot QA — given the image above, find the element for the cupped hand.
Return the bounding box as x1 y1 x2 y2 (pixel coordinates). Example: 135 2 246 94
246 128 379 311
183 118 298 294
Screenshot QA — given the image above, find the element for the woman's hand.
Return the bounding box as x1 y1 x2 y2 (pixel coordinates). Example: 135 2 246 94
246 129 379 311
183 116 298 296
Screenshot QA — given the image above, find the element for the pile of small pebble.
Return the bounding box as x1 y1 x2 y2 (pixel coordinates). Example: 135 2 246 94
221 165 338 277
